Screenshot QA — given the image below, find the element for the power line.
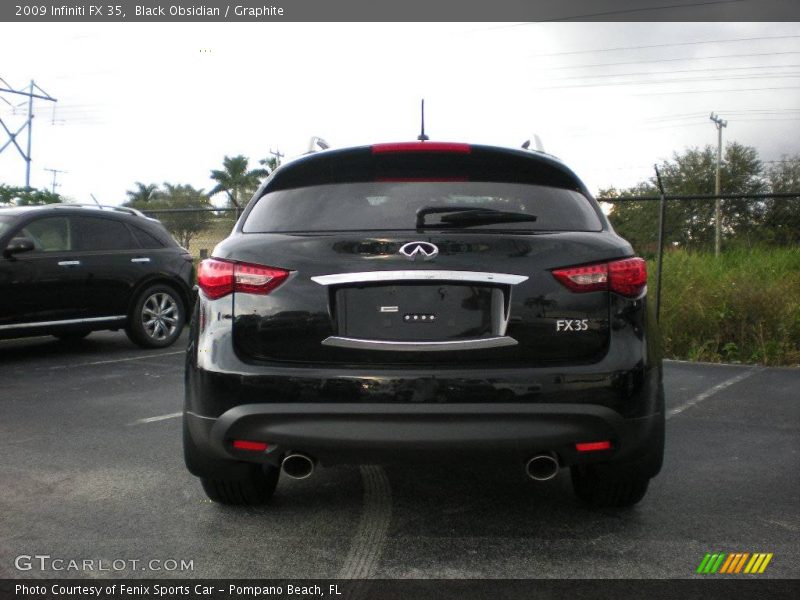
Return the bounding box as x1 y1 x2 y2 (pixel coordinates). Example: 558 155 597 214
722 108 800 113
534 72 800 91
543 63 800 82
528 34 800 58
635 117 800 130
634 85 800 96
533 50 800 71
643 110 796 123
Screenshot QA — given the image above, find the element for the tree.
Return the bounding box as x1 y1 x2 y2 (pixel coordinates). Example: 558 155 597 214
0 184 62 206
259 155 280 174
762 154 800 245
209 155 267 209
124 182 159 206
127 183 212 249
598 183 660 255
605 143 769 253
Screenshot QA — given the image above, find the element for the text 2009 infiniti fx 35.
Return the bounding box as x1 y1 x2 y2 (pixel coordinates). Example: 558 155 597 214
184 141 664 507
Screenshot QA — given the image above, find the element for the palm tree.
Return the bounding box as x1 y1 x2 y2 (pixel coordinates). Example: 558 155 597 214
209 155 267 209
124 182 159 206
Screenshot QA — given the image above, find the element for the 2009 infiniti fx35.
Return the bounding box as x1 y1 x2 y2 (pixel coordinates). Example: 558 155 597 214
184 141 664 507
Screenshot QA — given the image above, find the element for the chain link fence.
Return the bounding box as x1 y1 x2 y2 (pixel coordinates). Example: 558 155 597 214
598 191 800 365
143 193 799 365
141 207 241 259
143 193 800 261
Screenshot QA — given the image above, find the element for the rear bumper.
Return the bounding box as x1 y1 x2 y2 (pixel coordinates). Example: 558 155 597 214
184 291 664 477
185 401 663 472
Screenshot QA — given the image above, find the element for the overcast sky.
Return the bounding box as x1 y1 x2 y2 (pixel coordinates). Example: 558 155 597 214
0 22 798 204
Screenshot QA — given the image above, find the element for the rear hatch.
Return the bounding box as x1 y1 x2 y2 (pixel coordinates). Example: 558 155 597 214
223 144 631 367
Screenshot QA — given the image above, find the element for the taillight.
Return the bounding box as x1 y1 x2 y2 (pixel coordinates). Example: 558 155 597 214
197 258 290 299
551 263 608 293
608 257 648 297
196 259 234 300
552 257 647 297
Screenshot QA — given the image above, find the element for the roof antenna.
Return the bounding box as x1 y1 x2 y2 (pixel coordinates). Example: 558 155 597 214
417 99 429 141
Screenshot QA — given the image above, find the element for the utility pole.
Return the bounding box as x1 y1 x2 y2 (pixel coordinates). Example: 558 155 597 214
44 167 66 194
269 147 284 167
710 112 727 257
0 78 57 188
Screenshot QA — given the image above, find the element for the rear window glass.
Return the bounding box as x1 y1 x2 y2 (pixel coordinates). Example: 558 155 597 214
242 182 602 233
73 216 137 251
130 225 165 248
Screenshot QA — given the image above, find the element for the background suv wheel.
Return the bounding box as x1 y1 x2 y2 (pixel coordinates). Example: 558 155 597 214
126 284 185 348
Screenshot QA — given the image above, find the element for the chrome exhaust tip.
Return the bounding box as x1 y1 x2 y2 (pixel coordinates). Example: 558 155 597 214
525 453 560 481
281 453 315 480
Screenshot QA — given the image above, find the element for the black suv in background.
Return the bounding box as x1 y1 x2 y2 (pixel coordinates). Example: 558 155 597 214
0 204 194 348
185 141 664 508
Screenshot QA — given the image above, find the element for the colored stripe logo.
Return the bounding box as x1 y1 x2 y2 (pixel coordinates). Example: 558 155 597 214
697 552 773 574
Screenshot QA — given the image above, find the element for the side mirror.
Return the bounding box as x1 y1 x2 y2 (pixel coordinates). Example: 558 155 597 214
4 237 35 258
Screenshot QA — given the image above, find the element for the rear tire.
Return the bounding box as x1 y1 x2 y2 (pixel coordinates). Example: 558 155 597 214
184 418 280 506
200 466 280 505
126 284 185 348
571 466 650 508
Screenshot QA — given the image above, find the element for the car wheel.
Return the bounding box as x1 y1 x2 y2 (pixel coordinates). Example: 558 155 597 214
200 467 280 505
570 466 651 508
126 284 185 348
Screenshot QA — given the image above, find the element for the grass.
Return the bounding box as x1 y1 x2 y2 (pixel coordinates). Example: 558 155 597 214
653 247 800 366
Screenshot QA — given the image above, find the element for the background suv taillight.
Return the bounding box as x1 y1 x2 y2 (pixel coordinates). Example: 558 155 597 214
552 257 647 297
197 258 290 299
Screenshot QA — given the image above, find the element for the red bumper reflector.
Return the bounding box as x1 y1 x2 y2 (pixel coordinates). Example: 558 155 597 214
576 441 611 452
371 142 471 154
232 440 269 452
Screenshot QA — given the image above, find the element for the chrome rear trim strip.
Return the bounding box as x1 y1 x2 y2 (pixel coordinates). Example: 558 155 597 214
321 335 518 352
311 270 528 286
0 315 126 331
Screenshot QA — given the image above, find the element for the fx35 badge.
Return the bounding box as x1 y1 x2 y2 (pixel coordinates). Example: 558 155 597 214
556 319 589 332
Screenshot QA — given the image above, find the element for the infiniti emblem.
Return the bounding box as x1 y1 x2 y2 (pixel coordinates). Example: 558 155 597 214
399 241 439 261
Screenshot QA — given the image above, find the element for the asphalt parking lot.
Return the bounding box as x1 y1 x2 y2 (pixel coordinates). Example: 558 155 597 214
1 331 798 579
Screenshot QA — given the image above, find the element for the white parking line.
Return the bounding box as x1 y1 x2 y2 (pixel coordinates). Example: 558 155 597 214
664 358 757 368
130 412 182 425
47 351 184 370
667 367 762 420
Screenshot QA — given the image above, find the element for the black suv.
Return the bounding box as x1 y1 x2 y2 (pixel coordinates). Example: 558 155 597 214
184 142 664 507
0 204 193 348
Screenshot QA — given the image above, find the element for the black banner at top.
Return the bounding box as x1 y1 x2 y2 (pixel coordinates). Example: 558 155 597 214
3 0 800 22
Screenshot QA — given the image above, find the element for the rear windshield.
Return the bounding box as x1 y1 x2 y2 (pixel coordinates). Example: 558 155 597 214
242 182 602 233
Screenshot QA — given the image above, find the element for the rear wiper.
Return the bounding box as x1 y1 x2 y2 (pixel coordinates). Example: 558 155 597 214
416 206 538 229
